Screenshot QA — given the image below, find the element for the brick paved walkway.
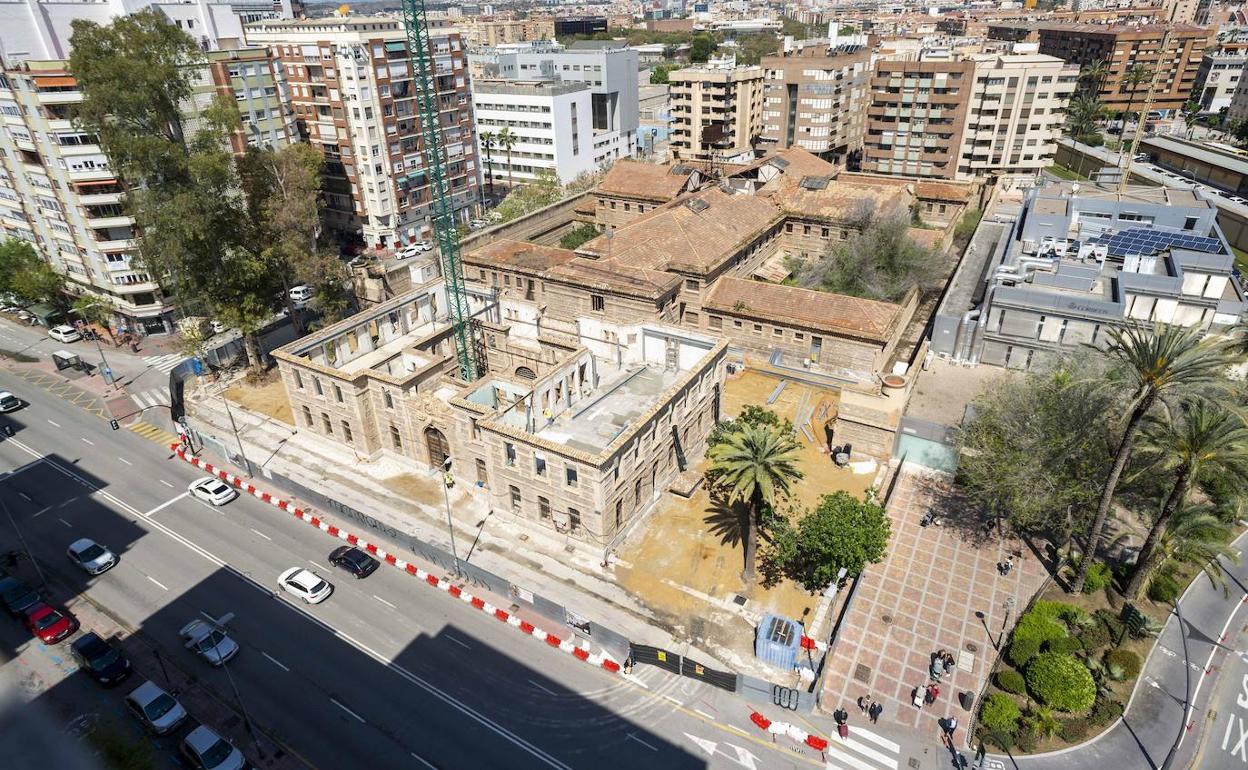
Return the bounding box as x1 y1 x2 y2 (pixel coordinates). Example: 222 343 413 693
819 464 1049 734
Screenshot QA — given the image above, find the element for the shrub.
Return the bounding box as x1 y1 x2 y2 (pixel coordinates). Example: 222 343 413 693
1148 572 1182 603
1013 608 1068 645
996 669 1027 695
1026 653 1097 712
1008 636 1042 668
1057 717 1091 743
1078 623 1112 654
1088 697 1125 727
1093 610 1127 645
1082 561 1114 594
1045 636 1084 655
1013 724 1040 753
1104 649 1143 681
979 692 1022 734
1077 132 1104 147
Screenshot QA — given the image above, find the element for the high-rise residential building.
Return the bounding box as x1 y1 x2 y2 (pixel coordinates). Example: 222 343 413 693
1162 0 1200 24
460 16 555 48
245 17 480 250
1033 23 1213 114
862 54 975 180
186 47 297 155
0 0 299 63
757 40 871 163
472 79 596 186
668 57 763 164
491 41 638 169
1193 51 1248 113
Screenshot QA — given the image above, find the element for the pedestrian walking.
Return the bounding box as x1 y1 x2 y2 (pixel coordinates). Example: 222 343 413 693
943 653 955 675
924 684 940 705
857 695 870 713
869 702 883 724
944 716 959 742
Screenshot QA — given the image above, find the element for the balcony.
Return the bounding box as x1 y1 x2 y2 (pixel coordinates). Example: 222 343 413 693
86 215 132 229
36 89 82 105
78 192 123 206
95 238 135 252
68 167 113 182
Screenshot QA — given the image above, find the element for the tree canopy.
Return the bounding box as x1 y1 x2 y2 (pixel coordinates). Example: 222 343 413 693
793 215 944 303
0 240 65 306
765 491 891 590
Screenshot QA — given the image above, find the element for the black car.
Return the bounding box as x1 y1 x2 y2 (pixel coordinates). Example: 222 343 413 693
328 546 379 579
71 632 131 686
0 576 41 618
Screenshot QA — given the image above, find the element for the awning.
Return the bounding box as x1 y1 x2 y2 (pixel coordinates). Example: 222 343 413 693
32 75 76 88
25 303 62 323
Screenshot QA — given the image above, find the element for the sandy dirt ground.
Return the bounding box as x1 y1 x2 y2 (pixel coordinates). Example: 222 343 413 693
224 377 294 426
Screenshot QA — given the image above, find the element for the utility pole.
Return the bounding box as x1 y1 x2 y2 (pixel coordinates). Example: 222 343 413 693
440 457 462 577
1160 598 1192 770
1118 31 1172 195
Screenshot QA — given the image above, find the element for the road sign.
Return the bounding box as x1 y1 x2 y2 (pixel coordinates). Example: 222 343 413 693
109 420 119 431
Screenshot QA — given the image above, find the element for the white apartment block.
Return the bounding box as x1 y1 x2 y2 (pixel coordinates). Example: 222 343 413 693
472 80 596 186
492 42 638 169
669 58 763 164
957 53 1078 183
0 0 297 63
1194 52 1248 113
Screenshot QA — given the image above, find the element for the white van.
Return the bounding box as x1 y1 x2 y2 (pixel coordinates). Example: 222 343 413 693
288 285 314 308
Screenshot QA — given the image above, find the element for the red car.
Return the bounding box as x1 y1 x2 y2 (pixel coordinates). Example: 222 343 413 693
23 603 78 644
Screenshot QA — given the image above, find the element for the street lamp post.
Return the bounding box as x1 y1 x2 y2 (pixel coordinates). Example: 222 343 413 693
69 302 119 429
1160 598 1192 770
440 457 462 578
218 390 252 477
999 596 1016 650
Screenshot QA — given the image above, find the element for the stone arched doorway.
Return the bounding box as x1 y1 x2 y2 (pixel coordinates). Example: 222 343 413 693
515 366 536 380
425 426 450 468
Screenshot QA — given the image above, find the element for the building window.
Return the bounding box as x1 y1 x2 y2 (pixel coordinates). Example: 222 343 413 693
568 508 581 532
685 279 699 291
384 390 393 408
615 499 623 530
753 323 763 334
566 466 578 486
591 294 604 312
391 425 402 450
334 384 344 402
294 370 303 389
535 455 547 476
321 413 332 434
538 496 551 519
773 328 784 337
686 312 699 324
509 485 521 512
709 315 722 330
341 421 353 444
302 406 312 425
1183 216 1198 231
313 378 323 396
504 442 516 466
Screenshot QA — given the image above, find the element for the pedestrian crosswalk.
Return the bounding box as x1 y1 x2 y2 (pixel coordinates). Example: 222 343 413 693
142 354 185 374
823 725 902 770
130 388 170 411
128 419 178 446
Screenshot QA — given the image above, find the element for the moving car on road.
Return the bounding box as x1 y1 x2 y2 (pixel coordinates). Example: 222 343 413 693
277 567 333 604
67 538 117 575
70 632 131 686
328 546 379 579
0 391 21 412
181 725 247 770
47 325 81 343
180 618 239 666
188 477 239 506
125 680 187 734
0 576 41 617
23 602 78 644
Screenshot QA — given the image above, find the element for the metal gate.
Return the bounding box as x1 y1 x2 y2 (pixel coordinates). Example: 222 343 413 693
629 645 737 692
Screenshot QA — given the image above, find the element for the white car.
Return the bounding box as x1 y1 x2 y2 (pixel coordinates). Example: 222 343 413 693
179 619 239 667
395 244 420 260
67 537 117 575
181 725 246 770
0 391 21 412
48 325 81 343
288 285 314 308
125 680 187 734
277 567 333 604
188 477 238 506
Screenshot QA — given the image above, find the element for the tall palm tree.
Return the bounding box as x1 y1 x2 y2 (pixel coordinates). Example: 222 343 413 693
1125 402 1248 599
1142 505 1239 599
1081 59 1110 96
1120 63 1153 133
479 130 496 197
1072 323 1236 592
706 423 804 586
1066 93 1105 139
495 127 517 190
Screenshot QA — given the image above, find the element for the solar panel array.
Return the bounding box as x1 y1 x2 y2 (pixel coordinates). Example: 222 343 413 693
1100 227 1222 256
800 176 831 191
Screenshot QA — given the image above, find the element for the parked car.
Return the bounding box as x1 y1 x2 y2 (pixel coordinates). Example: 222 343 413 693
181 725 247 770
0 576 41 617
70 632 131 686
23 602 78 644
125 680 187 734
0 391 21 413
328 546 379 579
277 567 333 604
48 325 81 343
395 244 420 260
288 285 314 308
179 619 239 666
67 538 118 575
188 477 238 506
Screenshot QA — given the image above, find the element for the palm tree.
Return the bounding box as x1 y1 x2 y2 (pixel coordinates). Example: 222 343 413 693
1120 63 1153 134
706 423 804 586
479 130 496 197
1071 323 1236 592
1080 59 1110 96
1144 505 1239 599
1066 93 1105 139
495 127 517 191
1125 402 1248 599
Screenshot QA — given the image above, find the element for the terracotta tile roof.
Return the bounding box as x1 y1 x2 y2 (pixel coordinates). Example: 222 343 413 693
464 239 576 275
915 181 973 203
578 187 784 274
545 258 681 299
597 160 694 202
761 173 913 224
732 147 838 179
704 276 903 343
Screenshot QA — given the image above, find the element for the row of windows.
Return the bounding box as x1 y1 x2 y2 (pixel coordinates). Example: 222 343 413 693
292 369 346 403
301 406 354 444
508 486 582 532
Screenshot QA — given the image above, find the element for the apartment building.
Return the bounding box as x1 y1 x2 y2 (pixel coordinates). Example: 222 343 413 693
471 79 595 185
757 41 872 163
186 47 297 155
245 17 480 250
668 58 764 164
1194 51 1248 112
491 42 639 168
0 0 298 62
862 54 975 180
1033 23 1213 113
1162 0 1200 24
460 16 555 48
957 53 1078 182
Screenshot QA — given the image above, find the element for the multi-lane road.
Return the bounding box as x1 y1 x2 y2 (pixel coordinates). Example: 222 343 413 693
0 370 911 770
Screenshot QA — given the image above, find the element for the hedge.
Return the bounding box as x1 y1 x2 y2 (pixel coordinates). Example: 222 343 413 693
996 669 1027 695
980 692 1022 734
1013 610 1067 645
1105 648 1143 681
1026 653 1097 712
1008 636 1042 668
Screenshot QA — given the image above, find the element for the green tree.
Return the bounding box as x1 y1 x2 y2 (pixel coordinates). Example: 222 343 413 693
690 33 716 63
11 256 66 308
1120 63 1153 130
1125 402 1248 599
795 215 944 302
649 64 672 85
71 294 116 340
706 423 804 586
0 239 38 298
1144 505 1239 598
1066 93 1105 139
559 223 600 251
1080 59 1110 95
494 170 563 222
496 127 518 190
765 491 890 590
1072 323 1237 592
480 130 497 196
1025 652 1096 712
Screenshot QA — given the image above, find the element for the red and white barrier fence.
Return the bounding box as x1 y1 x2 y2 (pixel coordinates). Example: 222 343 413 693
749 711 829 753
799 635 828 652
171 445 621 674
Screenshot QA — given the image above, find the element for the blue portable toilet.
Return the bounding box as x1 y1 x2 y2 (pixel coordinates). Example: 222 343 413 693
755 614 803 670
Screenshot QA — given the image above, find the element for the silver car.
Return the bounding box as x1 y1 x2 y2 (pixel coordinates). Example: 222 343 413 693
67 538 117 575
181 725 246 770
180 619 239 666
125 680 187 734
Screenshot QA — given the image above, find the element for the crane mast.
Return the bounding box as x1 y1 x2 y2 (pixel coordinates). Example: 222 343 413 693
400 0 482 381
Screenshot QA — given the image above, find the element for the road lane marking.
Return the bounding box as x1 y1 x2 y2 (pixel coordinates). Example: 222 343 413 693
330 698 366 724
262 652 290 672
528 679 558 696
31 507 50 518
57 518 71 528
142 492 187 518
17 492 30 501
159 480 174 488
118 457 132 466
372 594 396 609
46 420 59 428
81 438 94 446
309 559 323 570
146 576 169 591
695 709 715 720
410 752 437 769
445 635 471 650
627 733 658 752
59 497 77 508
249 528 272 541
